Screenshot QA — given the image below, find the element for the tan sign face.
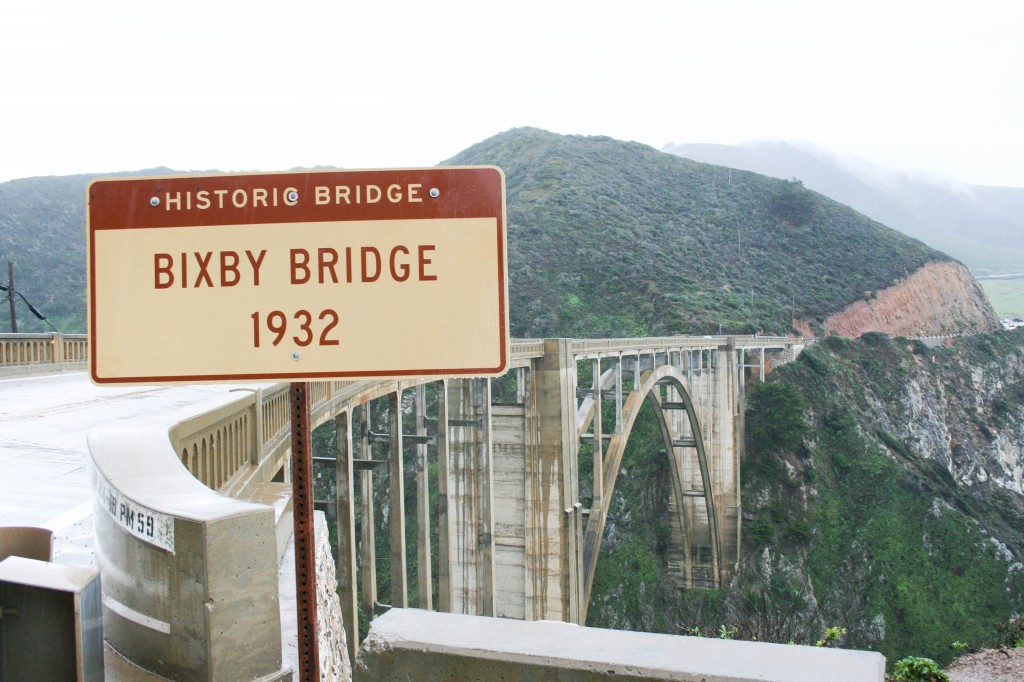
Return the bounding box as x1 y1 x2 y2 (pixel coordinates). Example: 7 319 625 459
87 167 508 384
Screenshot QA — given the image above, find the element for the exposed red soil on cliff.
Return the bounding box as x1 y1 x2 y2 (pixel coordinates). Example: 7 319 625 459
798 261 1000 338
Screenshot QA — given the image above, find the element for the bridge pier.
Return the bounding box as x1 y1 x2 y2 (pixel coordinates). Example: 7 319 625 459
333 410 359 666
717 340 742 586
414 385 433 612
358 405 377 616
491 340 583 623
386 391 408 609
442 378 497 616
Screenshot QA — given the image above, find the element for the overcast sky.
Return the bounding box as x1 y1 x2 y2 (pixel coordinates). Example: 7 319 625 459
2 0 1022 187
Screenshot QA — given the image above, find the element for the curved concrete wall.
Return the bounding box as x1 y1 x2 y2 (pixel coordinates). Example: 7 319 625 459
89 416 287 681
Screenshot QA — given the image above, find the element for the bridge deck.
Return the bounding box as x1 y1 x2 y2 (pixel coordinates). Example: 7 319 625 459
0 370 299 680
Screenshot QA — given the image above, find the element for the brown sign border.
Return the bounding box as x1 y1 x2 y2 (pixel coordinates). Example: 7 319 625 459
87 166 508 384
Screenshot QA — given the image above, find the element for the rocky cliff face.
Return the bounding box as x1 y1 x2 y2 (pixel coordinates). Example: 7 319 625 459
911 335 1024 499
809 261 1001 338
740 331 1024 665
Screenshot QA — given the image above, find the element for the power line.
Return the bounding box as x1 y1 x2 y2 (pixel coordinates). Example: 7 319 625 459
2 272 60 333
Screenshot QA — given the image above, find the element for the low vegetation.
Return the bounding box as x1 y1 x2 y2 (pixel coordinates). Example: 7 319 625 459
891 656 949 682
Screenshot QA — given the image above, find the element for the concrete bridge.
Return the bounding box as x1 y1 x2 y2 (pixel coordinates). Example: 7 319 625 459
324 334 803 641
2 332 863 681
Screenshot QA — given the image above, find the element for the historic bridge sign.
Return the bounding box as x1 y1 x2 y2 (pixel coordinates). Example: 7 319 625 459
87 167 508 384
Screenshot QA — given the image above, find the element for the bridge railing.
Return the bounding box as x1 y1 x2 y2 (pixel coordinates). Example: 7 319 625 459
0 334 794 373
569 335 793 352
172 381 347 497
175 379 415 499
0 332 88 369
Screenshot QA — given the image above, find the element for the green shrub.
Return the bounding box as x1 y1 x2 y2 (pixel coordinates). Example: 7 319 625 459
892 656 949 682
746 382 808 457
816 626 847 647
746 516 776 545
949 641 971 654
995 617 1024 648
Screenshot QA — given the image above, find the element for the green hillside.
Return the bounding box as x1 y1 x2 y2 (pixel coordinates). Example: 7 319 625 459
0 168 178 334
2 130 951 338
665 139 1024 319
446 128 952 338
0 174 92 333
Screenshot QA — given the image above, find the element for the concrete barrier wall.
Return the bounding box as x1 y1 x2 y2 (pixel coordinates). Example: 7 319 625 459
355 609 886 682
89 412 289 681
0 333 88 376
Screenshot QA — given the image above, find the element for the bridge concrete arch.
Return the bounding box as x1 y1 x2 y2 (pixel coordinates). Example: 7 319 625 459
578 365 723 623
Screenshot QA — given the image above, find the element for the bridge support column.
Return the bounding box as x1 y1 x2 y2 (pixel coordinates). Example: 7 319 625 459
491 384 529 620
334 410 359 665
358 404 377 613
714 341 741 585
522 339 581 623
414 385 433 611
387 391 408 608
442 378 496 616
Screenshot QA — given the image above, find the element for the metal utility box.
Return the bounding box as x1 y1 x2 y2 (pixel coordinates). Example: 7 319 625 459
0 556 104 682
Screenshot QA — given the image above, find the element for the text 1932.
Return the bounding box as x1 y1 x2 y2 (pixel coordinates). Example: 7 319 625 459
251 309 340 347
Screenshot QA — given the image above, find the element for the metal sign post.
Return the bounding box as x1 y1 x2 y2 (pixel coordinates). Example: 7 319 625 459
290 382 319 680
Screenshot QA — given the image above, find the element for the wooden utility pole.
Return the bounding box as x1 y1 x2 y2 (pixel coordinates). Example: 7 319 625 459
7 262 17 333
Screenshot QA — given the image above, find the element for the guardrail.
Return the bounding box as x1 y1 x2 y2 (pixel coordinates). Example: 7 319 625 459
0 332 88 370
175 381 353 497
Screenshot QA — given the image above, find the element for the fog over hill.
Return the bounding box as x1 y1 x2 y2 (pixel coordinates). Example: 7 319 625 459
662 141 1024 279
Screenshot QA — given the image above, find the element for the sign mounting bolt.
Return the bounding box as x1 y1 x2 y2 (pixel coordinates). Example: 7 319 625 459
292 351 301 361
149 196 160 207
429 188 440 198
287 190 299 203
